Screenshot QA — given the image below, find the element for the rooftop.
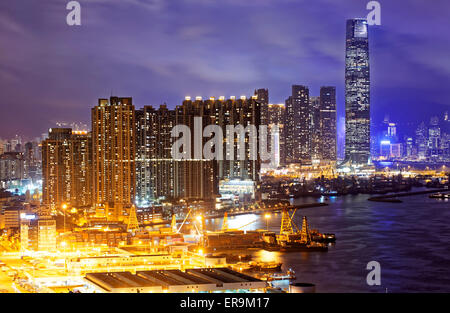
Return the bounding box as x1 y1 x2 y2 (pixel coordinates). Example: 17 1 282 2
84 268 265 292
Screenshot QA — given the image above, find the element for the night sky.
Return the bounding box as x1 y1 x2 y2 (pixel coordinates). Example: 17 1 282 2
0 0 449 139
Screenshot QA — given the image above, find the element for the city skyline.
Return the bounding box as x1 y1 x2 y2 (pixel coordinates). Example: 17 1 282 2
1 1 450 296
1 1 449 138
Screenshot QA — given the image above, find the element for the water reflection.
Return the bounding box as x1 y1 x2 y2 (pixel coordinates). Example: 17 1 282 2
205 189 450 292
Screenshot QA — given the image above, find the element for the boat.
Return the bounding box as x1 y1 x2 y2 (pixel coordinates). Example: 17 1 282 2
429 193 450 199
260 270 296 281
247 261 283 272
311 232 336 243
215 253 252 263
279 241 328 252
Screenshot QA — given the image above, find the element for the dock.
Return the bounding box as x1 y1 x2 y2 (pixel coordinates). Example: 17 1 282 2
368 188 449 203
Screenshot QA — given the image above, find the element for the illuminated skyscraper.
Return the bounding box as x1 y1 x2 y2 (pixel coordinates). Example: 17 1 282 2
175 97 218 200
345 19 371 165
135 105 176 204
320 86 337 161
267 103 286 166
310 96 321 161
70 131 93 208
42 128 72 210
428 117 441 150
415 122 428 159
42 128 92 210
92 97 135 220
285 85 311 163
254 89 270 164
212 96 261 182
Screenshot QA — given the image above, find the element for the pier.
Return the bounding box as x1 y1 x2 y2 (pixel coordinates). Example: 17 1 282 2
368 188 449 203
142 202 329 227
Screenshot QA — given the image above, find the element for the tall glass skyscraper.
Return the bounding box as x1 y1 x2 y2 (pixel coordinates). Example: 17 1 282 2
345 18 371 165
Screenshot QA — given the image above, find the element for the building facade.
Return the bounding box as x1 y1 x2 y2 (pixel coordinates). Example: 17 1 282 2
92 97 135 220
319 86 337 161
41 128 72 210
345 19 371 165
135 105 176 204
42 128 92 210
285 85 311 163
267 103 286 166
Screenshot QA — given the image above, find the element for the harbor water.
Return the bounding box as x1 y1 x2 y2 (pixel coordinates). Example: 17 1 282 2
204 189 450 292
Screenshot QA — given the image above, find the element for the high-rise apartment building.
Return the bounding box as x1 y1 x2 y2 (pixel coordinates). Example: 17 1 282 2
0 152 24 185
135 105 176 204
42 128 92 210
428 117 441 151
70 131 93 208
42 128 72 210
92 97 135 221
345 19 371 165
254 89 269 126
319 86 337 161
285 85 311 163
310 96 321 161
415 122 428 159
267 103 286 166
175 97 218 200
254 89 270 165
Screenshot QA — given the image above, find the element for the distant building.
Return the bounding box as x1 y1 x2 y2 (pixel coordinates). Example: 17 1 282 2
310 96 321 161
406 137 414 157
24 141 41 180
254 88 269 128
380 140 391 159
267 103 286 167
428 117 441 151
3 207 22 230
20 215 56 252
390 143 402 159
388 123 397 138
0 152 24 185
319 86 337 161
415 122 428 159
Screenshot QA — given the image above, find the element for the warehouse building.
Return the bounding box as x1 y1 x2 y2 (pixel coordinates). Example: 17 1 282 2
84 268 267 293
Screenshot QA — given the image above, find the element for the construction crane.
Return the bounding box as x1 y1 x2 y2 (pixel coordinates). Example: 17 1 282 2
280 208 296 235
176 208 192 233
279 208 312 243
300 216 311 243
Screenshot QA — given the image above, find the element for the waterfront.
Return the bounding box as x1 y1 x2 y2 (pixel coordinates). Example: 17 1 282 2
205 188 450 292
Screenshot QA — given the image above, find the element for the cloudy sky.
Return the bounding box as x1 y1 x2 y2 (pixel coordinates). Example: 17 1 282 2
0 0 449 139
